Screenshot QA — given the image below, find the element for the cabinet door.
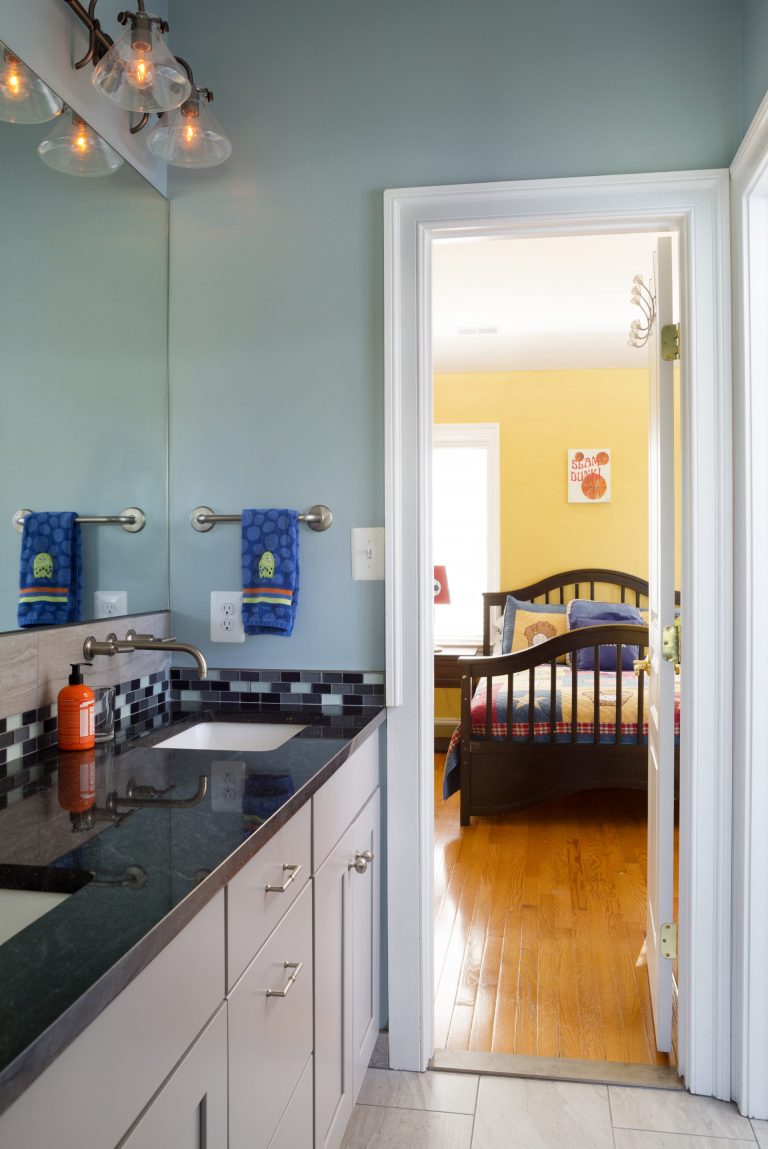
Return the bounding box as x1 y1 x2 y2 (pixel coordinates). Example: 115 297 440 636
229 882 313 1149
314 789 380 1149
119 1006 227 1149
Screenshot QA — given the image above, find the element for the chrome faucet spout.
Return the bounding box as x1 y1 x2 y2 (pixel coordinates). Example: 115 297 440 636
83 630 208 678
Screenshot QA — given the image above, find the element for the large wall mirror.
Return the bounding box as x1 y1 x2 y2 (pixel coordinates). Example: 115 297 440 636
0 42 169 635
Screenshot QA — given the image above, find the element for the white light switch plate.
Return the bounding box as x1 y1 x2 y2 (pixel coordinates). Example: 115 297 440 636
351 527 385 580
210 591 246 642
94 591 127 618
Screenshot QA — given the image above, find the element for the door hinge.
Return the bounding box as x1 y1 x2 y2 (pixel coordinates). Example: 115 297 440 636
661 323 680 362
660 922 678 960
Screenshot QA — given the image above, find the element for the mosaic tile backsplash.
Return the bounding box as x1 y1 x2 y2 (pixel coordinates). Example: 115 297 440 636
0 667 384 807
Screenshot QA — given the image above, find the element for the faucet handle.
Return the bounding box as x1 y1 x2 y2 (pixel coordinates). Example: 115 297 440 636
124 629 177 644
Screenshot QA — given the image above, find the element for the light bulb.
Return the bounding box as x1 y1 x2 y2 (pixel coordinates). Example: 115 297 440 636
38 108 124 177
147 87 232 168
1 55 26 101
0 42 63 123
92 13 190 114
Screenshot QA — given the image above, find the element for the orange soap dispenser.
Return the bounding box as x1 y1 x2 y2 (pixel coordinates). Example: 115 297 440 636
57 663 95 750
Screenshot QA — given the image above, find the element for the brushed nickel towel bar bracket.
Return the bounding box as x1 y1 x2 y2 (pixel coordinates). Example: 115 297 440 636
13 507 146 533
190 505 333 533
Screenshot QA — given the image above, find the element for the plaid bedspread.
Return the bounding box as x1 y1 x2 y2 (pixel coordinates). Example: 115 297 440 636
443 666 681 799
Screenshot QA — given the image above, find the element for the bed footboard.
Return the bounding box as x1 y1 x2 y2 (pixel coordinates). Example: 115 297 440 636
457 623 650 825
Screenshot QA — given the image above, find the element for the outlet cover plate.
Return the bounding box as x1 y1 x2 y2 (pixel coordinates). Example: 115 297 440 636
210 591 245 643
211 761 246 813
94 591 128 618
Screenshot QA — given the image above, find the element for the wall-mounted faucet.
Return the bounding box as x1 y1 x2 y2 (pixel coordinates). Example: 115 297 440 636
83 629 208 679
105 776 208 815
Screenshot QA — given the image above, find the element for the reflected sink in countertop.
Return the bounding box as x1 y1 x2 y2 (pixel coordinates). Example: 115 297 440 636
0 865 94 948
154 722 308 753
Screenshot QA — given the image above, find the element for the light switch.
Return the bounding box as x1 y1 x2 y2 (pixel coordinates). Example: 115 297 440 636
351 528 385 580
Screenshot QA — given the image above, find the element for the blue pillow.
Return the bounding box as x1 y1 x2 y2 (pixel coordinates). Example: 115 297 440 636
501 595 568 654
567 599 644 670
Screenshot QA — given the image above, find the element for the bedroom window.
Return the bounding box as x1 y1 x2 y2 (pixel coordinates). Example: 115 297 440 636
432 423 500 646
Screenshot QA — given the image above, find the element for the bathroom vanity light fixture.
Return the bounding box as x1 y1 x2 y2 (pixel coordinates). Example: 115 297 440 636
0 42 64 123
38 107 124 176
91 3 190 114
60 0 230 167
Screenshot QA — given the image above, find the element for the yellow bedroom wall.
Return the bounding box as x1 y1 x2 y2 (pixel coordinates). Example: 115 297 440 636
433 367 681 730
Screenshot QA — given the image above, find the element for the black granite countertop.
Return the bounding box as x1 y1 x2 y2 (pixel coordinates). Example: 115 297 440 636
0 704 386 1116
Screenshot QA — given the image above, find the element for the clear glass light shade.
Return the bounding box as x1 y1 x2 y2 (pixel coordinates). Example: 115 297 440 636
37 110 124 177
92 16 191 113
0 44 63 123
147 90 232 168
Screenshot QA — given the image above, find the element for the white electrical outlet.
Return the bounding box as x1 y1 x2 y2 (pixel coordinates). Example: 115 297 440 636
94 591 128 618
211 761 246 812
210 591 246 643
351 527 385 579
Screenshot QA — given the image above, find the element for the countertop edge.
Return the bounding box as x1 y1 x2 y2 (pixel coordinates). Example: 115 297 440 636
0 708 386 1117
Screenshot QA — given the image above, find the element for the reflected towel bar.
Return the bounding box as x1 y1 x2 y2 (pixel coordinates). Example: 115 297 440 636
190 505 333 533
13 507 146 534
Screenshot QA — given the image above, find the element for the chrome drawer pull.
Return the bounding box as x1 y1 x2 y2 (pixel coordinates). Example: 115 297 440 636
348 849 374 874
266 960 303 998
265 863 302 893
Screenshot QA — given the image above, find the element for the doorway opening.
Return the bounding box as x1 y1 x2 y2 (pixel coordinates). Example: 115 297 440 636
429 231 681 1071
384 172 731 1101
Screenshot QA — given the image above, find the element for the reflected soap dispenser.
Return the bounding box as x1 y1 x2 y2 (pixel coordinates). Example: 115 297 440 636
57 663 95 750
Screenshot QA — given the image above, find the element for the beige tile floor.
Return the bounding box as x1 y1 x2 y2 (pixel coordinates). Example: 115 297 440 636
341 1068 765 1149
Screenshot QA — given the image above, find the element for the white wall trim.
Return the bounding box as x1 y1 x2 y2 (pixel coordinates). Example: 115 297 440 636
729 91 768 1119
384 171 733 1100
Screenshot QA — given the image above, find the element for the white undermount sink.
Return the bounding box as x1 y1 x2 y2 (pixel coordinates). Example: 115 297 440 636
154 722 307 753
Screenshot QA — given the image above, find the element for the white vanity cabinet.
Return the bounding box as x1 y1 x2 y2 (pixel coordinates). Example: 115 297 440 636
313 738 381 1149
0 724 383 1149
119 1006 228 1149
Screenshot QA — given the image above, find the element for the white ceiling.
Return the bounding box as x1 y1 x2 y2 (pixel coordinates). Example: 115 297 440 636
432 231 676 373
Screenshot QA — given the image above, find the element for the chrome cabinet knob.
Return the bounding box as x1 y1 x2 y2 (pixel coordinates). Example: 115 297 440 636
349 849 374 874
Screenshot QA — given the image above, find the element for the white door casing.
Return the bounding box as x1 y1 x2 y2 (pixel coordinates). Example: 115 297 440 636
384 171 732 1100
730 90 768 1119
645 235 676 1052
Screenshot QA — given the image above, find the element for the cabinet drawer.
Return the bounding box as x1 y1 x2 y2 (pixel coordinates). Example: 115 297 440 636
0 892 225 1149
227 800 311 989
229 882 313 1149
267 1054 313 1149
313 735 378 870
119 1006 227 1149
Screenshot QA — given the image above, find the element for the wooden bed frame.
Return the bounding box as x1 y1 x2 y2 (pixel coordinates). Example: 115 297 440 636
455 568 679 825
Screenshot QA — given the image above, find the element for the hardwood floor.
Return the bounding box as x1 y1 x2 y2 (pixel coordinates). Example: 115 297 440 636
434 757 675 1066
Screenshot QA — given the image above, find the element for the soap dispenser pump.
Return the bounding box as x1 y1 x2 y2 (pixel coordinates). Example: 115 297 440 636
57 663 95 751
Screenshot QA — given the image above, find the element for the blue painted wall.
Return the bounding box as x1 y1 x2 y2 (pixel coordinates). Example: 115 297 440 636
742 0 768 132
168 0 742 670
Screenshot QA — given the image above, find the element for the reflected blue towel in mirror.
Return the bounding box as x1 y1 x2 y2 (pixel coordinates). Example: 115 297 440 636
18 511 82 627
241 509 299 635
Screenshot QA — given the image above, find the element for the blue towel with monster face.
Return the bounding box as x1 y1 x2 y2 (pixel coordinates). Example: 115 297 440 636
241 509 300 635
18 512 82 627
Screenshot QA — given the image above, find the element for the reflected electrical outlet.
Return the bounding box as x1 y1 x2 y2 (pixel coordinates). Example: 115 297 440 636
211 761 246 813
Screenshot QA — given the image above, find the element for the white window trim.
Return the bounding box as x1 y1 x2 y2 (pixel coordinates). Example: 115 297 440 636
432 422 500 646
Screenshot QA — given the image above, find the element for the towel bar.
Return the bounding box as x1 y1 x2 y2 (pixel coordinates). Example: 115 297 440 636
13 507 146 533
190 505 333 532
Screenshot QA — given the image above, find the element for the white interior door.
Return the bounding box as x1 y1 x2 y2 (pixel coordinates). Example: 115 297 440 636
646 234 676 1053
